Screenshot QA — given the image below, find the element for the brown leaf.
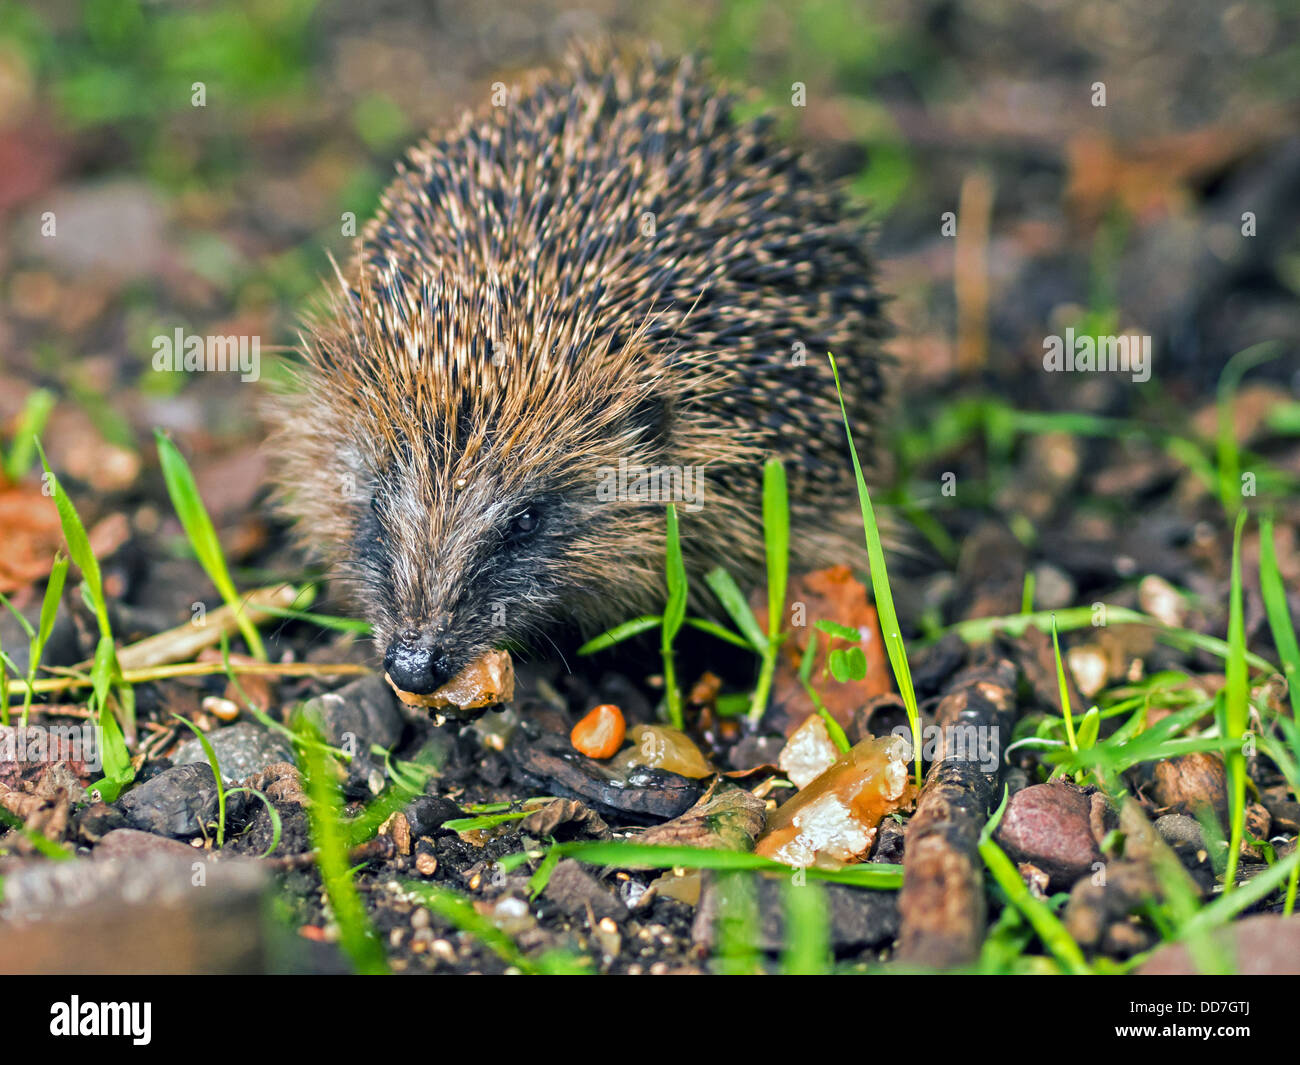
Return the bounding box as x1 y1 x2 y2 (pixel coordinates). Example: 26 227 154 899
519 798 610 840
0 480 64 594
638 780 766 852
752 565 891 736
1066 114 1288 230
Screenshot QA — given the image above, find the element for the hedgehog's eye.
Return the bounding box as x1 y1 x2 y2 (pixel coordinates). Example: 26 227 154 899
508 508 540 542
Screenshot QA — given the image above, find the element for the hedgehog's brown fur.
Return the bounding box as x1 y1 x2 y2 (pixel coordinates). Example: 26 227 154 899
266 46 890 692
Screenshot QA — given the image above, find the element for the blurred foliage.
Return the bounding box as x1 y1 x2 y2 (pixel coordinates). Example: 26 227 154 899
3 0 318 127
686 0 934 216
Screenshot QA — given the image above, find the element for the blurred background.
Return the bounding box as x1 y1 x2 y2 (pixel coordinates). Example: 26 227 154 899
0 0 1297 601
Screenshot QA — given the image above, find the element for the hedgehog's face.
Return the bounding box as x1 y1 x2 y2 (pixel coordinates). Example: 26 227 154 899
349 436 659 695
353 472 561 694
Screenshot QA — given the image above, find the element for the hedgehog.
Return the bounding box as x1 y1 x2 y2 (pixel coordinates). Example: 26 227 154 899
266 46 890 698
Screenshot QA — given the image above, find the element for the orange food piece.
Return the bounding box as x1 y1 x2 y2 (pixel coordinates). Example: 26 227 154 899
757 734 915 869
387 649 514 714
570 704 626 759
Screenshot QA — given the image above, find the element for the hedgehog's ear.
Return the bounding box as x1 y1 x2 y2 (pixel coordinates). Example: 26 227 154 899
627 395 672 452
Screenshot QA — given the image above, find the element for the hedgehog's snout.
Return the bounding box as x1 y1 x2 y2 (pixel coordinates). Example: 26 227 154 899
383 629 456 694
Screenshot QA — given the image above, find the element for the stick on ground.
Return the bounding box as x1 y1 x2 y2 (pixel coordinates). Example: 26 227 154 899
897 655 1018 969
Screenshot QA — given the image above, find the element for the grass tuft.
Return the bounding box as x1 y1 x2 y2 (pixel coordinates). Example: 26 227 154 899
298 717 388 974
36 440 134 800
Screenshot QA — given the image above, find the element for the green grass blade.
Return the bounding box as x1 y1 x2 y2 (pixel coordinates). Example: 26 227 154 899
405 882 535 973
749 458 789 724
249 603 372 635
942 605 1277 673
530 839 902 889
662 504 686 729
222 786 283 858
663 505 687 641
577 615 662 654
88 663 134 802
979 838 1090 974
1075 706 1100 751
0 642 11 727
763 458 789 639
1215 342 1280 512
299 718 388 974
828 353 922 787
1050 614 1078 752
155 430 266 660
1221 509 1249 893
4 388 55 483
404 881 590 974
527 845 564 899
443 809 538 832
799 630 852 753
816 620 862 642
1259 513 1300 720
1181 846 1300 940
37 441 110 640
173 714 228 847
780 879 832 974
715 871 761 974
682 617 751 649
1020 570 1036 614
34 555 68 650
705 566 765 651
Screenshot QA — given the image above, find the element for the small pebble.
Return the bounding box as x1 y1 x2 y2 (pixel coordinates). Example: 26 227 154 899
1139 574 1186 628
594 917 621 959
382 811 413 855
202 695 241 722
1031 563 1075 610
1066 644 1109 698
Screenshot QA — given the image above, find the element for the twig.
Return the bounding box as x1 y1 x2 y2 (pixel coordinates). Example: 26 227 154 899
897 655 1017 969
77 584 303 673
6 660 372 700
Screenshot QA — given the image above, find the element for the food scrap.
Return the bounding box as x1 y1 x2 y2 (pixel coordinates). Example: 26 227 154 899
778 713 840 789
570 704 627 759
609 724 714 779
387 649 515 715
757 734 914 869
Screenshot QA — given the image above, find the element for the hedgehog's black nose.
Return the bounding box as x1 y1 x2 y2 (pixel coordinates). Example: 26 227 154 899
384 635 453 694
